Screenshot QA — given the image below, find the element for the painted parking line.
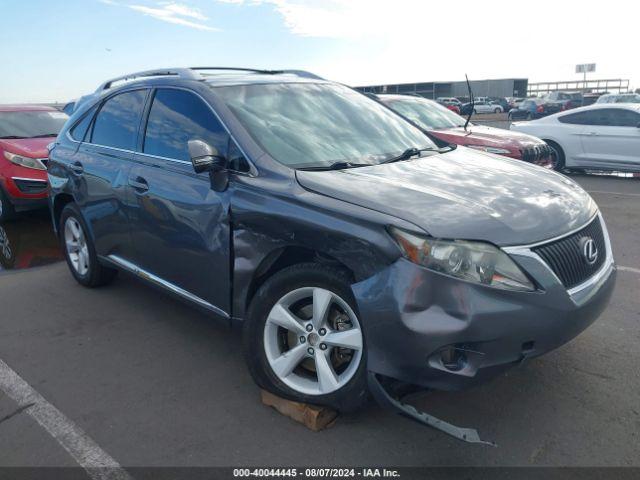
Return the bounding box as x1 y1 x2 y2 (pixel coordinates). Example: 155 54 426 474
618 265 640 275
0 358 131 480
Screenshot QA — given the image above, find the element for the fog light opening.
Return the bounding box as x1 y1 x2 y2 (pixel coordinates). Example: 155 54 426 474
440 347 467 372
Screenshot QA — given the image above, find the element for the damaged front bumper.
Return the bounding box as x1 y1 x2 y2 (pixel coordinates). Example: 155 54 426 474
353 247 616 444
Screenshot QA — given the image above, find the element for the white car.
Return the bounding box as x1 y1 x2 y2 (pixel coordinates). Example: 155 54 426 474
597 93 640 104
472 100 503 114
510 103 640 171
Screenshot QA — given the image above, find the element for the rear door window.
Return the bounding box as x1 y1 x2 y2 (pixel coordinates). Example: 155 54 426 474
91 90 147 150
143 88 229 162
560 108 640 127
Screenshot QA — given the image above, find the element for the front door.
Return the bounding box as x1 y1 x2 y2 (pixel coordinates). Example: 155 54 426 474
579 108 640 169
126 87 232 316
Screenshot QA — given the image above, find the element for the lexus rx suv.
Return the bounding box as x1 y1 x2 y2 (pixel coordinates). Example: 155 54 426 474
48 68 616 423
0 105 68 221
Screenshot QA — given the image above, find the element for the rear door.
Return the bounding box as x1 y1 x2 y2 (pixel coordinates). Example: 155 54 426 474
578 108 640 169
73 88 148 259
125 87 233 316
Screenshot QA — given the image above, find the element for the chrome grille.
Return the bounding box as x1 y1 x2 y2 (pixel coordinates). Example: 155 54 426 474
532 216 607 289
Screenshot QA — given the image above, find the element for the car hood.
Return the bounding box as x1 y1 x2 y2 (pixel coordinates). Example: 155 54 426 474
296 148 597 246
430 125 544 149
0 137 53 158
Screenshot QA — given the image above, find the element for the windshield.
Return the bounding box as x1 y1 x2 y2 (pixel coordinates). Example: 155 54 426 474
384 97 467 130
214 83 436 169
0 110 68 139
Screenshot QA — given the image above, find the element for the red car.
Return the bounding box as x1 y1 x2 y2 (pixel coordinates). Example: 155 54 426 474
0 105 68 221
377 95 553 168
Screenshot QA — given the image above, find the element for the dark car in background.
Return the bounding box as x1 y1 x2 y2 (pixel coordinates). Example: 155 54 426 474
48 68 614 434
376 94 553 167
0 105 68 221
508 98 563 120
544 91 583 110
489 97 511 112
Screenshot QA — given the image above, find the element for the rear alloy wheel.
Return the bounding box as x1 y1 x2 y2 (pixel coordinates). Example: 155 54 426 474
59 204 117 287
494 108 501 114
64 217 90 277
244 263 368 412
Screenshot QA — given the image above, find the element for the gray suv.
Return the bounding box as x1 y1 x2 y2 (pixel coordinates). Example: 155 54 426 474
48 68 615 441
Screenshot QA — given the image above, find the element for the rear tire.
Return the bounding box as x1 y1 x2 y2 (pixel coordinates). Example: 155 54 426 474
544 140 566 171
243 263 368 413
0 189 16 223
59 203 117 287
494 108 501 114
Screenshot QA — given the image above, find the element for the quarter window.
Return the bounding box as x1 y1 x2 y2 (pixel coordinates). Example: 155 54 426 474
91 90 147 150
143 89 228 162
70 105 97 142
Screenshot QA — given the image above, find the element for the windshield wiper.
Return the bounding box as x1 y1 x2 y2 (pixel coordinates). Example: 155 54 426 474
0 135 27 139
297 161 372 171
31 133 58 138
382 145 454 164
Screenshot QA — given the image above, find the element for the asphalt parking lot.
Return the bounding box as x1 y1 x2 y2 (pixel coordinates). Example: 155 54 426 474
0 174 638 472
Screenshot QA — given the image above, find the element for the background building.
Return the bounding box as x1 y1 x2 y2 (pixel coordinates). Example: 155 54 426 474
355 78 528 100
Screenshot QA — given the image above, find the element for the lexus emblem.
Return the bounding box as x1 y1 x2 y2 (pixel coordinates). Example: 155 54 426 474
580 237 598 266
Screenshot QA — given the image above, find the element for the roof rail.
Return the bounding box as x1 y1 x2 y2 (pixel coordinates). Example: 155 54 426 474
96 67 326 92
96 68 199 92
278 70 325 80
190 66 282 75
191 67 325 80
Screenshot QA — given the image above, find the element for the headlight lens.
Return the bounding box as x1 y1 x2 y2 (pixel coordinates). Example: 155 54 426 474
466 145 512 155
3 152 46 171
389 227 535 291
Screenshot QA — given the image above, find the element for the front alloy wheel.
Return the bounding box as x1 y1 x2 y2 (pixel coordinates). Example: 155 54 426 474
263 287 363 396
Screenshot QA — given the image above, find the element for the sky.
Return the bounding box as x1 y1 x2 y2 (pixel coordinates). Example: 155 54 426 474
1 0 638 103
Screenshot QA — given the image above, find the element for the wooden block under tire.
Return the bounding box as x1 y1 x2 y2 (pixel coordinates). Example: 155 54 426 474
260 390 338 432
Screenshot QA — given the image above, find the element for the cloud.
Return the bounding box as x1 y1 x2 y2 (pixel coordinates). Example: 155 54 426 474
128 3 217 30
100 1 217 30
215 0 405 38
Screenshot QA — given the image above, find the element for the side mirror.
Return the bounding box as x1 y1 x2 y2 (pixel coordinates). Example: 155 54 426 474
188 139 226 174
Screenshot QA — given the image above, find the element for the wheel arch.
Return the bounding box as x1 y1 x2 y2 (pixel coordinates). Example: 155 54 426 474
242 245 356 318
52 193 76 235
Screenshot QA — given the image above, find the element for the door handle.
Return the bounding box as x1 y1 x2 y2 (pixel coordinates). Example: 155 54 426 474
70 162 84 174
584 131 598 136
129 177 149 193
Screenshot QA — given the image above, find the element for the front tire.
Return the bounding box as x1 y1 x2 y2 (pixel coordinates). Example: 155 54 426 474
544 140 566 171
0 189 16 223
243 263 368 412
59 204 117 287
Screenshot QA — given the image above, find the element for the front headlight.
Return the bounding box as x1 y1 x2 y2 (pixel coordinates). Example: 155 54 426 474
3 152 46 171
389 227 535 291
467 145 512 155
